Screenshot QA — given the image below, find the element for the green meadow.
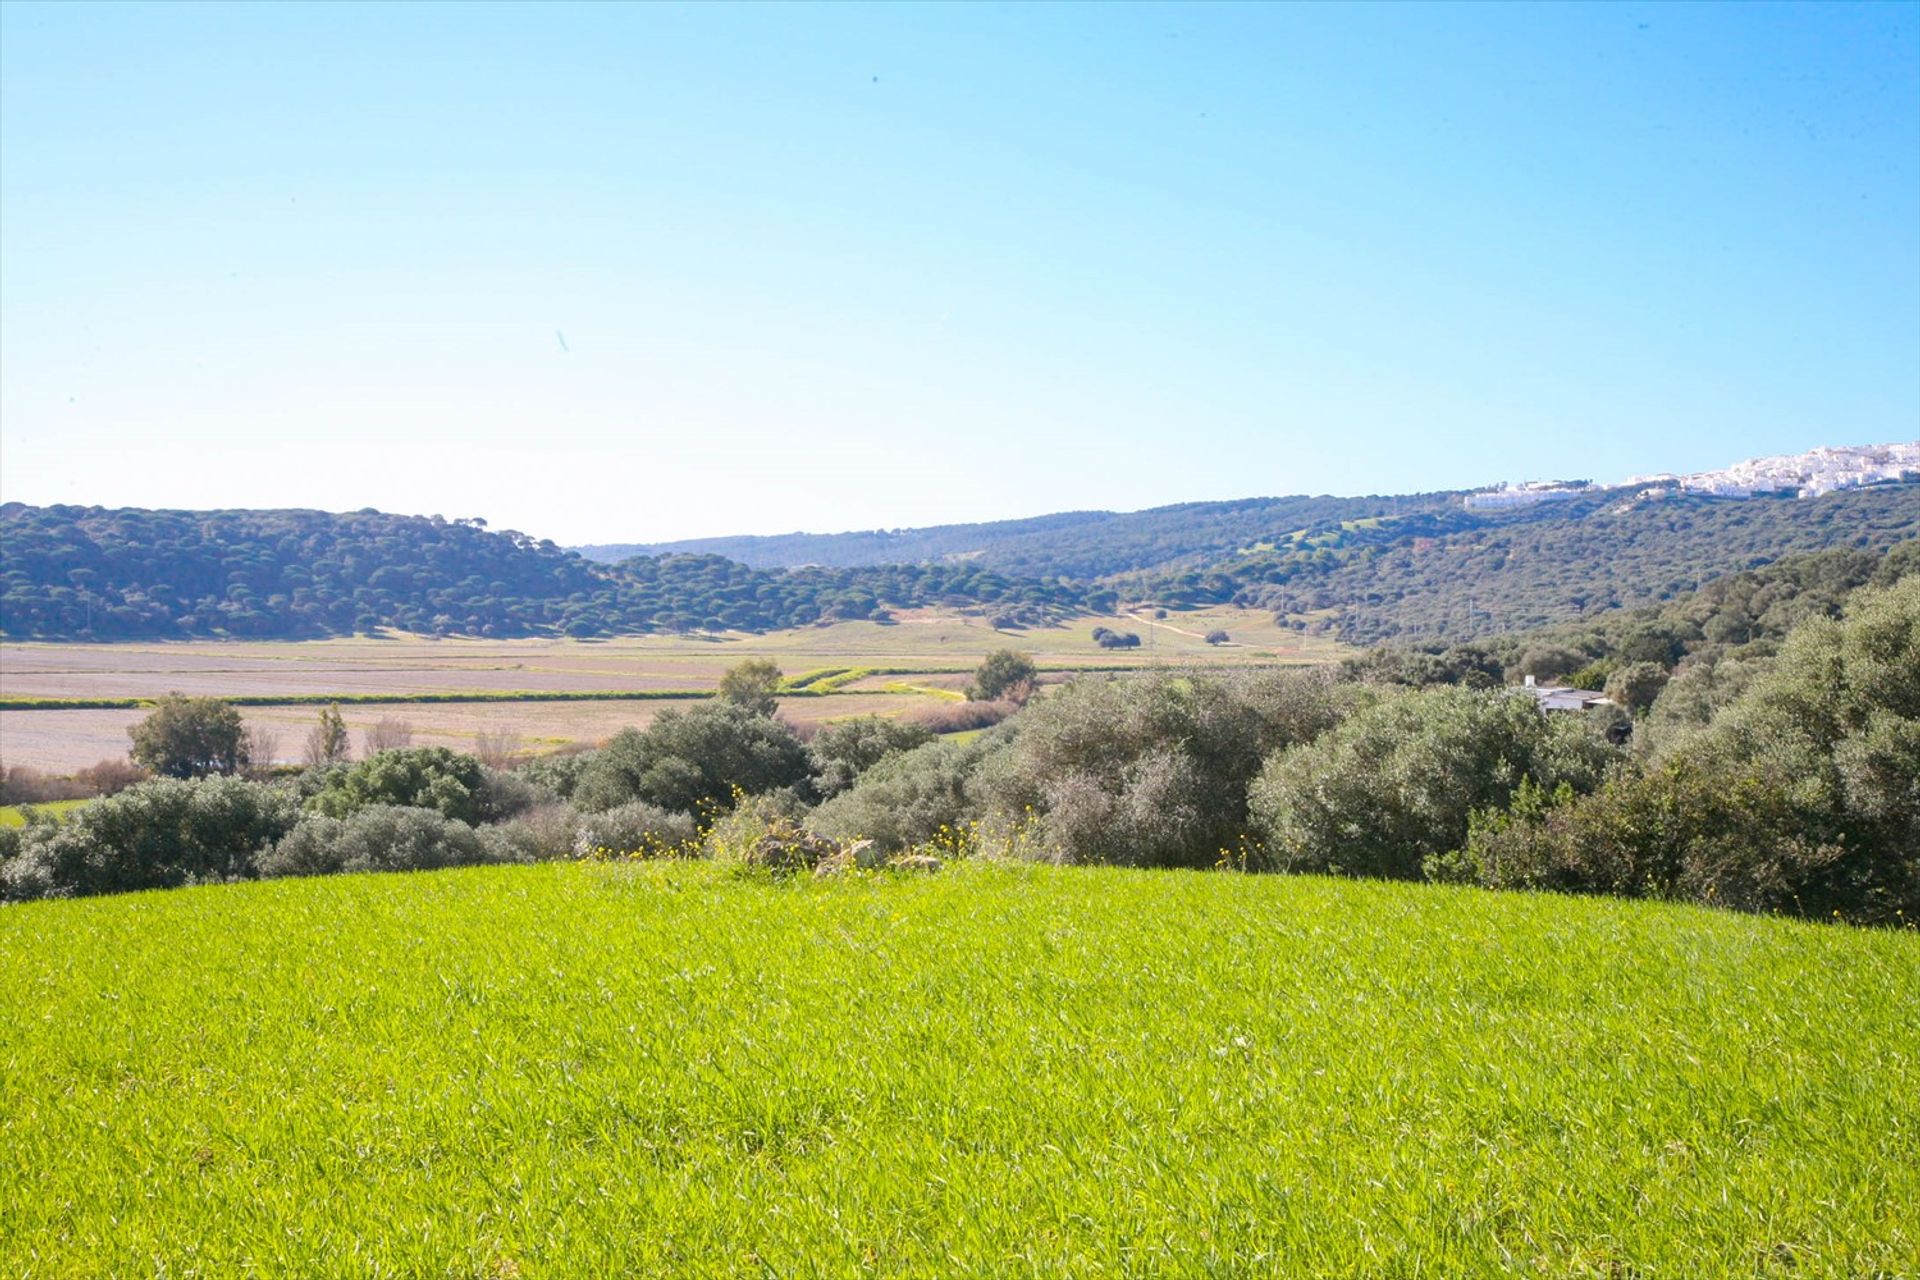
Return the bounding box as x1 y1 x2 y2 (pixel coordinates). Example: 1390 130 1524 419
0 800 85 829
3 861 1914 1278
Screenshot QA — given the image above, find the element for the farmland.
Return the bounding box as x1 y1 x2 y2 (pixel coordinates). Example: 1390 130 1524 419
0 607 1337 771
3 860 1914 1277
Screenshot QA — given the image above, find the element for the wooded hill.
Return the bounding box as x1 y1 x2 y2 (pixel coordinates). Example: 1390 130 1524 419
0 505 1098 641
4 481 1916 643
592 481 1920 644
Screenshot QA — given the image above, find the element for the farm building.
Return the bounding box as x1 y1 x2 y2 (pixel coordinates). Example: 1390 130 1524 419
1521 675 1615 712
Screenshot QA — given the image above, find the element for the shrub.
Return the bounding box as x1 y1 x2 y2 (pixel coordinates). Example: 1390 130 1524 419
0 764 93 805
259 805 500 879
307 746 494 824
1437 764 1867 916
1340 645 1504 689
903 698 1022 734
572 801 697 858
1604 661 1670 714
573 702 812 816
1 776 301 900
478 803 582 863
1204 630 1230 646
1454 579 1920 922
473 728 525 769
477 765 548 819
808 716 935 798
516 748 596 800
1248 687 1611 880
809 738 995 851
1638 649 1774 757
127 695 249 778
361 717 414 755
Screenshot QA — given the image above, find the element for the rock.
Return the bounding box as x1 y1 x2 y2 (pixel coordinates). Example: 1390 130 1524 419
890 854 942 874
813 839 887 878
742 827 839 872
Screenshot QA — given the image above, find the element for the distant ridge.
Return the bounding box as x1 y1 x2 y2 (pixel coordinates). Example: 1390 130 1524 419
575 493 1457 576
578 442 1920 570
5 444 1916 645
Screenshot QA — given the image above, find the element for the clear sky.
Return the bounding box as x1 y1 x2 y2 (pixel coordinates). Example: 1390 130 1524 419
2 1 1916 544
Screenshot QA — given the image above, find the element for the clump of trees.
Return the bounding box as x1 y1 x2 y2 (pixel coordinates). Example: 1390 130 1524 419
307 746 497 824
1248 686 1611 879
1437 576 1920 923
1090 627 1141 649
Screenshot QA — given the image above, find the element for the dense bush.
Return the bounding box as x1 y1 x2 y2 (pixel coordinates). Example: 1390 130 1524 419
308 747 494 824
572 802 698 857
1338 644 1504 690
1 776 301 900
476 766 550 819
0 764 95 805
476 804 583 863
259 806 507 879
1249 687 1614 880
903 698 1022 734
516 748 596 800
1636 647 1774 756
971 669 1357 867
808 716 935 799
1603 661 1670 714
809 738 999 851
574 703 812 815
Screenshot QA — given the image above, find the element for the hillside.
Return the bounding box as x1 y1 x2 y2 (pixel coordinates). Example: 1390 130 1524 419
7 465 1917 645
3 860 1912 1276
0 506 1097 641
577 491 1457 576
1174 482 1920 643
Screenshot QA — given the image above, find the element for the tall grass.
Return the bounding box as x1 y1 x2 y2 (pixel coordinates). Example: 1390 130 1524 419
2 862 1913 1276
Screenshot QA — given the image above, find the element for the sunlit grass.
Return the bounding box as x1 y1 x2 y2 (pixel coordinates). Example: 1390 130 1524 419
2 861 1913 1277
0 799 85 828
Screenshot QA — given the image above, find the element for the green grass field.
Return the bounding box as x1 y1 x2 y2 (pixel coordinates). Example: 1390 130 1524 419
3 862 1914 1277
0 799 86 828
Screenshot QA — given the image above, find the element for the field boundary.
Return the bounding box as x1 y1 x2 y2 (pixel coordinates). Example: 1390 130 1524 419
0 663 1231 713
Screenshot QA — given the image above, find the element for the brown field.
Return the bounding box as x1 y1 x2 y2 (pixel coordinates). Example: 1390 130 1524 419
0 608 1343 772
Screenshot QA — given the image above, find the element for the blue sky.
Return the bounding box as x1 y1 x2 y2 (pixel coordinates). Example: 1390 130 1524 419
2 1 1915 544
